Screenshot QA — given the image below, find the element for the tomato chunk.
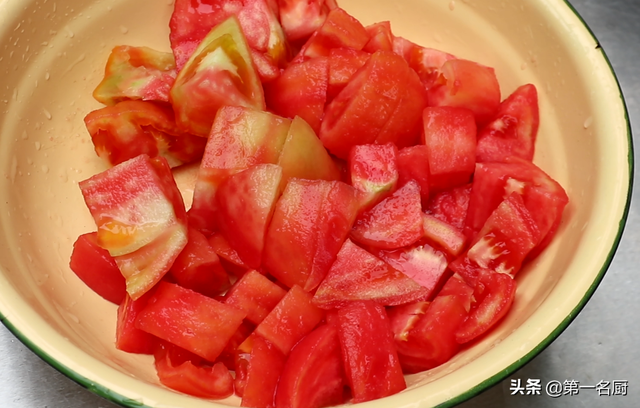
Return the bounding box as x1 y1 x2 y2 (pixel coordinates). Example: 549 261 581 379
313 239 430 308
319 50 427 159
116 292 158 354
69 232 126 305
351 180 424 249
278 0 338 42
349 143 399 210
224 269 287 325
85 100 206 168
396 145 430 206
335 300 406 402
275 324 344 408
93 45 176 105
136 281 246 362
241 336 287 408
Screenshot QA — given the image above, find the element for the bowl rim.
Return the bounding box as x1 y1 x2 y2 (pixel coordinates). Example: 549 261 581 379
0 0 634 407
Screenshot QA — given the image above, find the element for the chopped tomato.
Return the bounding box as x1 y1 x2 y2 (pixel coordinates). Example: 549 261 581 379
396 145 430 206
170 16 265 137
278 0 339 43
116 292 158 354
335 300 406 402
393 36 456 90
363 21 394 53
215 163 283 269
425 183 472 232
320 50 427 159
154 341 234 399
428 59 501 126
476 84 539 162
351 180 424 250
93 45 176 105
136 281 246 362
264 56 329 134
241 336 287 408
275 324 344 408
224 269 287 325
69 232 126 305
422 106 477 192
79 154 188 300
349 143 399 211
313 239 430 308
421 213 467 257
85 100 206 168
326 48 370 101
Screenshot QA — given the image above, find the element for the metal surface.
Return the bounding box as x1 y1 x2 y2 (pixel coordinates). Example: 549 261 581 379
1 0 638 406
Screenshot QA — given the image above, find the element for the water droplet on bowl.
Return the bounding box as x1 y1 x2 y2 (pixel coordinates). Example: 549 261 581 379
35 141 41 150
583 116 593 129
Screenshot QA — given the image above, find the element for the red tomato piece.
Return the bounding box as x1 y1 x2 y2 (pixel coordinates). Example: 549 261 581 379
394 274 472 373
386 301 430 343
326 48 370 102
170 16 265 137
116 292 158 354
276 116 341 187
313 239 430 308
275 324 344 408
320 50 427 159
264 56 329 134
208 233 251 277
263 179 359 290
396 145 430 206
252 285 325 356
169 0 243 70
349 143 399 211
293 7 369 62
450 193 539 285
351 180 424 250
428 59 501 126
79 155 188 300
455 270 516 344
421 213 467 257
241 336 287 408
375 243 449 300
425 183 472 232
216 321 255 370
224 269 287 325
69 232 126 305
392 36 456 90
363 21 394 53
216 163 283 269
154 342 234 399
189 106 290 234
92 45 177 106
170 227 230 298
422 106 477 192
464 158 569 253
335 300 406 403
136 281 246 362
278 0 338 42
85 100 206 168
236 0 289 68
476 84 540 163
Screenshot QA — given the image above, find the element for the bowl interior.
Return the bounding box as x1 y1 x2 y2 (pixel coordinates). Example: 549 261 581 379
0 0 631 407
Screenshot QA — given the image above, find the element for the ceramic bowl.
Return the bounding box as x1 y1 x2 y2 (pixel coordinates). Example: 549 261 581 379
0 0 632 407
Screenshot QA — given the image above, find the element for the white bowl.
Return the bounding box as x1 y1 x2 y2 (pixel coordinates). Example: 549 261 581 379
0 0 631 407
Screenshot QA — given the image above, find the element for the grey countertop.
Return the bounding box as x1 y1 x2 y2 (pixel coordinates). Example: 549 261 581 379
1 0 639 407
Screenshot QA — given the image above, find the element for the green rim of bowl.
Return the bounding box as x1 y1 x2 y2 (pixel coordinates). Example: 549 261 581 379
0 0 634 407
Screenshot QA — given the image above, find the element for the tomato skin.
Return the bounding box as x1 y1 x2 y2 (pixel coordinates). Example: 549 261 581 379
69 232 126 305
136 281 246 362
335 300 406 402
154 342 234 399
93 45 177 106
319 50 427 159
476 84 539 163
275 324 344 408
428 59 501 126
313 239 430 308
85 101 206 168
351 180 424 250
